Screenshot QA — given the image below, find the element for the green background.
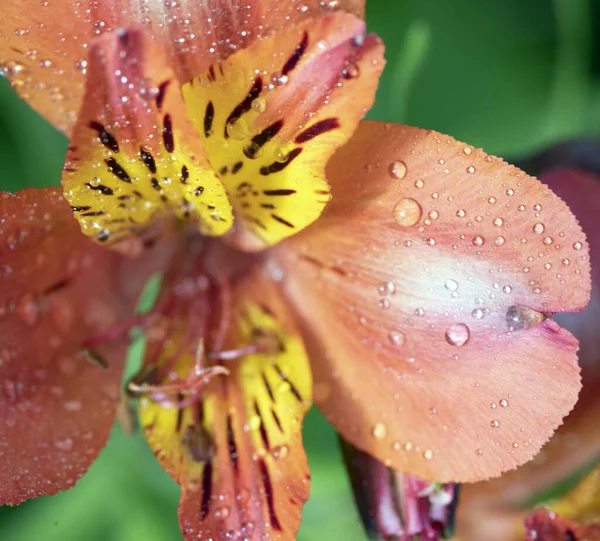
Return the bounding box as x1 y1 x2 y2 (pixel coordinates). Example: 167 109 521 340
1 0 599 539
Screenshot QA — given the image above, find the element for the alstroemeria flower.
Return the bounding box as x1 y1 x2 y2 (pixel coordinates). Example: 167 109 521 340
457 142 600 541
0 2 593 540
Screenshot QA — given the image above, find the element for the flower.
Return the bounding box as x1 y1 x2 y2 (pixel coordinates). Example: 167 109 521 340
457 141 600 541
0 2 592 540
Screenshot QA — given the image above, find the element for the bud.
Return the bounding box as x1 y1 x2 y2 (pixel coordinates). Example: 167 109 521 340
340 437 459 540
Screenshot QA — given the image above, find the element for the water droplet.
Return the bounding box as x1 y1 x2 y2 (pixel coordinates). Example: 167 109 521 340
377 298 390 310
493 217 503 227
543 236 553 245
562 258 570 266
414 179 424 189
490 419 500 428
16 294 39 326
444 279 459 292
512 442 519 448
476 448 483 456
506 305 546 331
251 97 267 112
389 161 407 179
456 209 466 218
533 204 542 212
445 323 470 346
63 400 82 412
573 241 582 250
215 506 231 519
54 438 74 451
502 285 512 294
466 166 476 174
389 330 406 346
393 198 422 227
533 223 545 235
428 209 439 220
471 308 484 320
499 399 509 408
270 71 288 86
403 441 413 451
495 236 505 246
341 60 360 79
423 449 433 460
372 423 387 439
377 281 396 296
226 118 249 140
463 146 472 155
272 444 289 459
472 236 485 247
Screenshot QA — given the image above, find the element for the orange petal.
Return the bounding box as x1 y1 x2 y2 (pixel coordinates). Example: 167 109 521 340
274 121 591 483
138 270 312 540
459 166 600 540
523 465 600 540
525 510 600 541
183 13 384 248
0 188 170 505
62 27 232 245
0 0 364 134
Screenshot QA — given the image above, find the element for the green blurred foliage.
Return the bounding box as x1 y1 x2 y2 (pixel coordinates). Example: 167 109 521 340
0 0 599 539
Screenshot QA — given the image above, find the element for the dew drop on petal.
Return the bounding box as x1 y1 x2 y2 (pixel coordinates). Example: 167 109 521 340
377 280 396 296
423 449 433 460
16 294 40 326
389 330 406 346
490 419 500 428
54 438 74 451
573 241 582 250
533 223 545 235
393 198 422 227
272 444 289 459
372 422 387 439
495 236 505 246
445 323 470 346
472 236 485 247
472 308 484 320
389 160 407 179
506 305 546 331
499 399 509 408
444 279 459 292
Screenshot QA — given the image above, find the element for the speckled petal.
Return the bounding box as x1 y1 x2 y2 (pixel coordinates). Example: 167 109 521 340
183 12 383 248
138 271 312 541
0 188 172 505
0 0 365 134
274 121 591 483
62 27 232 245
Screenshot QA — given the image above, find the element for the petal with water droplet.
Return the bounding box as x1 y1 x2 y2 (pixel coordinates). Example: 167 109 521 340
461 164 600 539
62 27 232 245
0 188 170 505
138 273 312 541
183 12 383 249
274 122 591 482
0 0 365 134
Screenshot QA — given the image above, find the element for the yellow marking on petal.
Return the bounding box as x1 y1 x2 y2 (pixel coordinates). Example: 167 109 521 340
138 300 311 537
62 28 233 245
182 13 384 248
63 119 232 244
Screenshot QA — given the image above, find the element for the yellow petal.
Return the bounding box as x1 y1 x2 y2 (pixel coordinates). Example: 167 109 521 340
62 28 232 245
183 13 384 249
